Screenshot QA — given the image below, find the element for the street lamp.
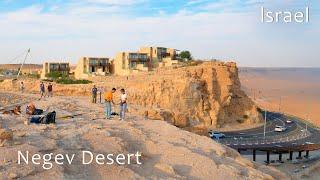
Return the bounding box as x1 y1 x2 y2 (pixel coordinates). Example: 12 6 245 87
264 109 267 138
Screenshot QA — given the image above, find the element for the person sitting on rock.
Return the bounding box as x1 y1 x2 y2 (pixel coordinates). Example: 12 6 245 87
26 102 36 115
2 106 21 115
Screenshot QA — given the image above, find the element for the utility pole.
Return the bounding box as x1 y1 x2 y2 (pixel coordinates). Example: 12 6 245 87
16 48 30 79
306 114 309 131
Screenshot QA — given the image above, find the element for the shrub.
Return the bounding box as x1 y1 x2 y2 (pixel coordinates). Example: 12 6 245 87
56 78 92 84
43 79 54 82
46 72 68 79
179 50 193 61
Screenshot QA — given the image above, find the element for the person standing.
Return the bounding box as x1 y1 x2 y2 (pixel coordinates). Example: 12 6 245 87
47 83 53 97
92 85 98 103
20 81 25 93
119 88 127 121
104 88 116 119
39 82 45 99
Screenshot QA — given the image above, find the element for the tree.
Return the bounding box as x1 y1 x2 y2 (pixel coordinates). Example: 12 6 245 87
179 51 192 61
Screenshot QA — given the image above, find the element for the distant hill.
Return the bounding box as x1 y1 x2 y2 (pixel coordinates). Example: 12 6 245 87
0 64 42 70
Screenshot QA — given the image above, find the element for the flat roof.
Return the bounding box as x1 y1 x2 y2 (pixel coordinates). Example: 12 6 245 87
44 62 69 64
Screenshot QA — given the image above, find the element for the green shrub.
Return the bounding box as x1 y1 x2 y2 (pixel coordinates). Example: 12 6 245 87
179 50 193 61
46 72 68 79
56 78 92 84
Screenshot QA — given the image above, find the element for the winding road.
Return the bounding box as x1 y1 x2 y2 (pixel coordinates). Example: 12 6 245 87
214 112 320 162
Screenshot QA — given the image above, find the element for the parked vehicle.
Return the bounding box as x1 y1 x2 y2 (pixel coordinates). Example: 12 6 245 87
274 125 287 132
208 130 225 139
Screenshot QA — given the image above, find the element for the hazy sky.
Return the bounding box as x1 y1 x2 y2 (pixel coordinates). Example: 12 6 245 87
0 0 319 67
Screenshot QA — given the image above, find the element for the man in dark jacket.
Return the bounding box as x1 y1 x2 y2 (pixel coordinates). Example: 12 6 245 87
92 85 98 103
47 83 53 97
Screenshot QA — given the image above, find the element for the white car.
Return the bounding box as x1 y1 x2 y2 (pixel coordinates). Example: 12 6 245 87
274 126 287 132
208 131 225 139
286 119 293 124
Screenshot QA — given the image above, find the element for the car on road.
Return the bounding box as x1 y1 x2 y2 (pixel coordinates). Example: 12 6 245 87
286 119 293 124
274 125 287 132
208 131 225 139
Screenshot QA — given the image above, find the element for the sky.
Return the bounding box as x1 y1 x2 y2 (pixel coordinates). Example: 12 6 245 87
0 0 319 67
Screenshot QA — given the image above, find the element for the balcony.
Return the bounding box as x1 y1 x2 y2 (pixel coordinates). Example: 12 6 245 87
128 53 148 62
89 60 108 66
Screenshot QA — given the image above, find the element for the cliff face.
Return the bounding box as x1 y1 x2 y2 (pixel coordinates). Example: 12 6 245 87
0 61 261 129
128 61 261 128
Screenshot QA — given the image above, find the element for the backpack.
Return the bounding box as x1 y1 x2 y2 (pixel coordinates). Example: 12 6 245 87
29 111 56 124
43 111 56 124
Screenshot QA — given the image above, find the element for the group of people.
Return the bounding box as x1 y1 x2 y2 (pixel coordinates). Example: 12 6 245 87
19 81 52 98
92 86 127 121
22 81 127 120
39 82 53 99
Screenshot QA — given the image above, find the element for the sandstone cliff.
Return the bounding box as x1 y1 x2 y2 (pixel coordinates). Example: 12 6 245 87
127 61 262 128
0 61 262 129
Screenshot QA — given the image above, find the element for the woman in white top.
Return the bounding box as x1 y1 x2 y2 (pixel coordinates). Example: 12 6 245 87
119 89 127 120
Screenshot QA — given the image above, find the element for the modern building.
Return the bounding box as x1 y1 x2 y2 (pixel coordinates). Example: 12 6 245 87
74 57 111 79
138 46 179 68
113 52 150 75
40 62 70 79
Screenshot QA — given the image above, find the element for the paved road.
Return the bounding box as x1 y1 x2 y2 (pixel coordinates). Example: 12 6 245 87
214 112 320 152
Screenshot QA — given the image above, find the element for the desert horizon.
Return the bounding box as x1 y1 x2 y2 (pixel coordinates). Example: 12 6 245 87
1 0 319 179
239 67 320 126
